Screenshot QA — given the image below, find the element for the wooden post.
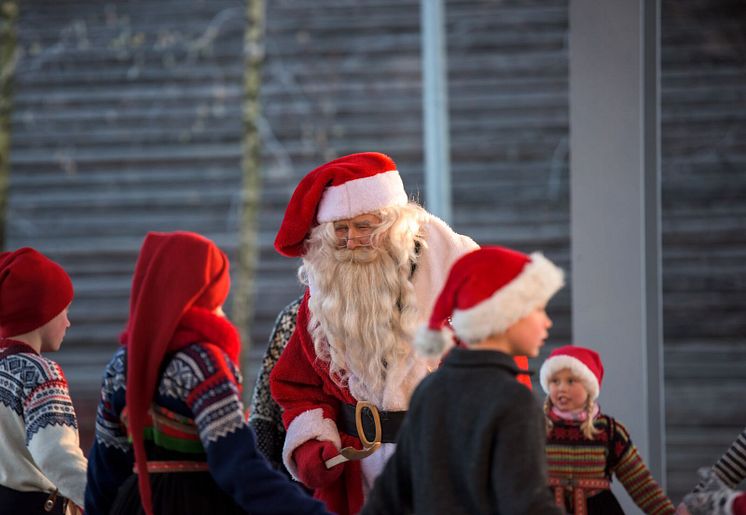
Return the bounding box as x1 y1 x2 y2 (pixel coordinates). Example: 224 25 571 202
0 0 18 249
233 0 265 404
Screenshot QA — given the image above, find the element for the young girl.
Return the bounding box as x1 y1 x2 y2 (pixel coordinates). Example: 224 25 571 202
84 231 328 515
540 345 675 515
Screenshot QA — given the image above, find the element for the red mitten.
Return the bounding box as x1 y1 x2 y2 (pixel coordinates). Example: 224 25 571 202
292 440 344 489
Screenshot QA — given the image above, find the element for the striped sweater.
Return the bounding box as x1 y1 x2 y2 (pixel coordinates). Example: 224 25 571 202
698 428 746 490
546 411 674 514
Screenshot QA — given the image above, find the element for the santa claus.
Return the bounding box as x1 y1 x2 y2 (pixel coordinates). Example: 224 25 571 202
269 152 483 514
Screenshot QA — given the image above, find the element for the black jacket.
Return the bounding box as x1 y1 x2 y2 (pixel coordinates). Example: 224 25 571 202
362 348 561 515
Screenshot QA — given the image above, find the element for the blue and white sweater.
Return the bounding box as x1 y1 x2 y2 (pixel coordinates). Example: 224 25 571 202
85 343 328 515
0 340 87 506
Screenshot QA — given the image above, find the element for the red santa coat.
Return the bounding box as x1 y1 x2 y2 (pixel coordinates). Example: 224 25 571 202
270 292 365 514
270 216 480 514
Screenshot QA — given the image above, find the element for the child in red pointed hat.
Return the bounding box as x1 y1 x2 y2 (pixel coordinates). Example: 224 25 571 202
363 245 565 515
84 231 329 515
0 247 87 514
540 345 675 514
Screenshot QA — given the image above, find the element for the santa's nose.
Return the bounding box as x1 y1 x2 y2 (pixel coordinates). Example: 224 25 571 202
346 229 369 249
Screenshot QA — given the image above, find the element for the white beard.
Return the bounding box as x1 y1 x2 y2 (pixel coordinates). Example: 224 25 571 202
302 238 421 407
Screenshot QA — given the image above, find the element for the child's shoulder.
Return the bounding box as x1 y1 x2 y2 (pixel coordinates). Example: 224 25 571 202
594 412 632 441
0 348 65 385
102 346 127 382
164 342 240 381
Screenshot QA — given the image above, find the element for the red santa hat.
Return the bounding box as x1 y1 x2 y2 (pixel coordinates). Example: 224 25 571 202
415 246 564 357
539 345 604 401
0 247 74 337
274 152 409 257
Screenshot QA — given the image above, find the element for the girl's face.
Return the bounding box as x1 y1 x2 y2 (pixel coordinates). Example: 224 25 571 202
548 368 589 412
505 307 552 358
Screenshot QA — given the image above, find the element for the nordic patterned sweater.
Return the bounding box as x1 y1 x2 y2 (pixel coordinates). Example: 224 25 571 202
546 410 675 514
0 339 88 506
248 296 301 474
84 341 329 515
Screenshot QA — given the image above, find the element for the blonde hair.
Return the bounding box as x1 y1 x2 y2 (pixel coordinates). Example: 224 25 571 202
299 202 427 404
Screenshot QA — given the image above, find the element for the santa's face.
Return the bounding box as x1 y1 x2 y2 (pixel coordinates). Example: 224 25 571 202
333 213 382 251
302 208 421 403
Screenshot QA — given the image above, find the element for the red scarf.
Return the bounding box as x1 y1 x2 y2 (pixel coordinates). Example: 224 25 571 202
121 307 240 365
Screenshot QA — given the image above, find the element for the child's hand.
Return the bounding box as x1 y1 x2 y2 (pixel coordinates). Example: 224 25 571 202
675 502 691 515
292 440 345 489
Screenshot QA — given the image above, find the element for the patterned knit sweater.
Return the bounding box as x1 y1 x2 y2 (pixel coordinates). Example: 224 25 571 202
546 411 675 514
248 296 301 474
0 340 88 506
84 341 328 515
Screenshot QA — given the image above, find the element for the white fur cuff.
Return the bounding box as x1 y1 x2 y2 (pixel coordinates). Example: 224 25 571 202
282 408 341 480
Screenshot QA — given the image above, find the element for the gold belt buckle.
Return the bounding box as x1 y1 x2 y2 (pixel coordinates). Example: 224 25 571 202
324 401 382 468
44 489 58 512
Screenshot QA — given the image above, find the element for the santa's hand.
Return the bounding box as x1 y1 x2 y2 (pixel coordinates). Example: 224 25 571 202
293 440 345 489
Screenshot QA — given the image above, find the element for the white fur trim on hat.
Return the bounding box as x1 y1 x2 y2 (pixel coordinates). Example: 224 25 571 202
413 325 454 358
451 252 564 343
317 169 408 223
282 408 341 481
539 355 600 401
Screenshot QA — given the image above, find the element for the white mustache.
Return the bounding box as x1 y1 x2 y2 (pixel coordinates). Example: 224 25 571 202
333 245 380 264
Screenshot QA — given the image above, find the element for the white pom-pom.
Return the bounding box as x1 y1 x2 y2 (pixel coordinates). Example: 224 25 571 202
414 325 453 358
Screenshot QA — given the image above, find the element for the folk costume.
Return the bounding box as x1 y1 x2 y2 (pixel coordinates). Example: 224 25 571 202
269 152 482 514
363 246 565 515
0 248 87 514
540 346 675 515
84 232 328 515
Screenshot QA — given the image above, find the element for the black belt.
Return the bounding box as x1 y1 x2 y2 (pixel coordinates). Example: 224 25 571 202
0 483 67 514
339 403 406 444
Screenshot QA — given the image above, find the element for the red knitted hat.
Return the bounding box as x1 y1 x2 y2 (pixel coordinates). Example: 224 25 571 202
414 246 564 357
0 248 73 337
274 152 408 257
539 345 604 401
125 231 231 515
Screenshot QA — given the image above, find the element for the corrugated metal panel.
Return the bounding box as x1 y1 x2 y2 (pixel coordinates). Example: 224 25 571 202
661 0 746 498
9 0 247 450
7 0 745 501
